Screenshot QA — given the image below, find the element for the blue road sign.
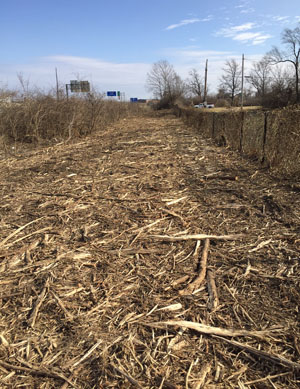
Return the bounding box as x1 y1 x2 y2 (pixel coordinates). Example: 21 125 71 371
107 91 117 97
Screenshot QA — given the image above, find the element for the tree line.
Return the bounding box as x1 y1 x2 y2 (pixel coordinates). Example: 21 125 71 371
146 24 300 108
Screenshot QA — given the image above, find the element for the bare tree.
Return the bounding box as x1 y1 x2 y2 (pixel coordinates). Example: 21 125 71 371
247 56 272 98
258 63 295 108
17 72 30 98
219 59 242 105
267 23 300 102
173 73 187 99
270 64 293 90
146 60 185 103
186 68 204 98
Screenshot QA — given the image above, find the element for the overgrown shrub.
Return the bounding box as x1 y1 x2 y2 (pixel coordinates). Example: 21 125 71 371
215 99 230 108
261 87 295 109
151 97 173 110
0 93 141 146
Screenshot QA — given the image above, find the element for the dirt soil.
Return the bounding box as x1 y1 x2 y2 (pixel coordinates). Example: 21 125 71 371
0 111 299 388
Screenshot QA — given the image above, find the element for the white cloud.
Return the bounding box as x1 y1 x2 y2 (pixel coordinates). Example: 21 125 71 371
235 1 255 14
233 32 272 45
233 32 260 41
220 23 255 34
273 15 290 23
201 15 213 22
241 8 255 14
165 16 212 31
166 18 200 30
216 23 271 45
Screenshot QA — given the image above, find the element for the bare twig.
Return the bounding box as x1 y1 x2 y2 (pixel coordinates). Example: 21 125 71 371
193 363 211 389
50 291 73 320
244 372 290 385
0 360 76 388
72 339 102 369
180 239 209 295
213 336 300 371
151 233 244 241
145 320 279 340
28 279 49 328
185 360 194 389
207 269 219 310
111 363 143 389
0 217 44 248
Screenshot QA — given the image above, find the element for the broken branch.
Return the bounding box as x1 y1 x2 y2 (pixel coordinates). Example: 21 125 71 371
179 239 210 295
151 233 244 242
145 320 279 340
207 269 219 310
213 335 300 371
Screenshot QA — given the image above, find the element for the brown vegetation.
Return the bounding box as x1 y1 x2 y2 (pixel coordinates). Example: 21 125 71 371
0 95 142 152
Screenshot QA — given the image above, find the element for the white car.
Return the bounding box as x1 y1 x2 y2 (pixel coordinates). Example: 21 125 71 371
194 103 215 108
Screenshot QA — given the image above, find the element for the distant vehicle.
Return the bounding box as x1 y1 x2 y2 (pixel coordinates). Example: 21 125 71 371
194 103 214 108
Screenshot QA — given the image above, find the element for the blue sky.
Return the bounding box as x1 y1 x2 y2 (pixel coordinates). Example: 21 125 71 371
1 0 300 98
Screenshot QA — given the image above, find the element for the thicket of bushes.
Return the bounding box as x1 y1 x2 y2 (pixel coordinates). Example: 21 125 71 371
0 93 141 146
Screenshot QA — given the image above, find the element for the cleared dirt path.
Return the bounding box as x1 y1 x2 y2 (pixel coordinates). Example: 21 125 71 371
0 112 299 388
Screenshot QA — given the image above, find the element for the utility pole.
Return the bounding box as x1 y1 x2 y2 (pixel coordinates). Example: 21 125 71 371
203 59 208 106
55 68 59 101
241 54 245 108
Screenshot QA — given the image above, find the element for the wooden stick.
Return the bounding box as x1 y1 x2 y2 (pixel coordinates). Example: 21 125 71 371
0 360 77 388
146 320 278 340
185 360 194 389
72 339 102 369
213 335 300 371
28 279 49 328
151 233 244 242
192 240 201 268
0 217 44 248
51 291 73 320
6 227 50 248
193 363 211 389
111 364 143 389
161 208 186 224
180 239 209 295
169 275 190 288
207 269 219 310
244 372 290 385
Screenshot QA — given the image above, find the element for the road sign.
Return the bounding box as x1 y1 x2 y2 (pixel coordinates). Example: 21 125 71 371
70 80 81 92
70 80 90 93
107 91 117 97
80 81 90 92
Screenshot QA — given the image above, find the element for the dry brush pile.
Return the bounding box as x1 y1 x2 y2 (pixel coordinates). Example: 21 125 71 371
0 111 299 388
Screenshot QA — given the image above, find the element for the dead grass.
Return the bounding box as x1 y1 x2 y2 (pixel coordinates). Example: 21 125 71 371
0 111 299 388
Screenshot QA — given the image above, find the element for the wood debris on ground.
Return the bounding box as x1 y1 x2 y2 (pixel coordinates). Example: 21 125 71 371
0 110 299 388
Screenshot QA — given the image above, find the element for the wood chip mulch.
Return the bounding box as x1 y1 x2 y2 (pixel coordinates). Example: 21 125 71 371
0 111 299 388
